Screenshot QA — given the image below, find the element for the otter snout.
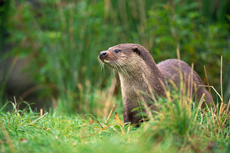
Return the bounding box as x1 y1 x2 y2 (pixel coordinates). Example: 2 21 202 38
99 49 117 65
99 51 108 60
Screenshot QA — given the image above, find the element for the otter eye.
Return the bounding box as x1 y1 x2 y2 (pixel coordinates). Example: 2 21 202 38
114 49 121 53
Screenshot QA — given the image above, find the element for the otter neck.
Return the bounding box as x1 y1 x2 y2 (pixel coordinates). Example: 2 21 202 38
118 60 166 98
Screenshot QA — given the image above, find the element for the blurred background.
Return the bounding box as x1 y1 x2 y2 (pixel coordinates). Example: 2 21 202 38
0 0 230 116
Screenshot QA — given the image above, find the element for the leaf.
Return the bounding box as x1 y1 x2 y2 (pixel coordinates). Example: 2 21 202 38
114 112 124 126
88 123 114 137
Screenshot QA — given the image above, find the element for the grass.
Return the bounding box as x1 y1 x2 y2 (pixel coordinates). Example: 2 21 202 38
1 93 229 153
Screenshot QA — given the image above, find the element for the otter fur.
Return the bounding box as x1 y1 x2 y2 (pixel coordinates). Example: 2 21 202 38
99 43 214 125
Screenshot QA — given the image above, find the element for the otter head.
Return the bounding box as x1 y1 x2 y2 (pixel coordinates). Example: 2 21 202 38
99 43 155 74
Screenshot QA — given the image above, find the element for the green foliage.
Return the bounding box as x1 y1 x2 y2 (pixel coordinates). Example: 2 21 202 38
1 0 230 113
0 0 10 50
144 1 230 100
202 0 230 22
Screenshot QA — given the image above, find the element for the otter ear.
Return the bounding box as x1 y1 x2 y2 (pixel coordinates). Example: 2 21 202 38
132 47 141 55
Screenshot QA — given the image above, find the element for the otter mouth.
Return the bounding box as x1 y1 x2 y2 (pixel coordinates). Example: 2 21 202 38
101 59 110 64
98 56 115 68
98 56 123 70
98 55 110 64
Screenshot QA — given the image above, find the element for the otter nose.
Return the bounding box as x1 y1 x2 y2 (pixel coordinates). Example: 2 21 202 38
100 51 107 59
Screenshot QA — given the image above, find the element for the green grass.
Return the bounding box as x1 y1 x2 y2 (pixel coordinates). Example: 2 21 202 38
1 95 229 153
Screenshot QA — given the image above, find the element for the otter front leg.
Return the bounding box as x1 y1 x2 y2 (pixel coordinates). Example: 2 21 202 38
123 99 141 125
123 106 132 124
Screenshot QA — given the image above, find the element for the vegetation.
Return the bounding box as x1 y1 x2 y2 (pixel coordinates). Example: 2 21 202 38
1 0 230 112
0 92 229 153
0 0 229 152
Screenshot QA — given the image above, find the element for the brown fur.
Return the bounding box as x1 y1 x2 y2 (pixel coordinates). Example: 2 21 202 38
99 43 214 125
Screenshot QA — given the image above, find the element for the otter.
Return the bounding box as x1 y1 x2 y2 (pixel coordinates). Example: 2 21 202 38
99 43 214 125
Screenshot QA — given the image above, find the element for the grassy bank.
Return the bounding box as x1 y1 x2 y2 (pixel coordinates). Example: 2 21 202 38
0 94 229 153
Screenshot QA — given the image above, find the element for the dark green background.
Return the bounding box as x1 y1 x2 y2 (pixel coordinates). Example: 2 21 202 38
0 0 230 114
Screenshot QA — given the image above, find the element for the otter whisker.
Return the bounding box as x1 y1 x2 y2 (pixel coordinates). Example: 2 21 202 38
113 63 120 74
98 58 105 71
113 61 121 73
118 61 130 78
121 66 129 78
114 61 129 77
